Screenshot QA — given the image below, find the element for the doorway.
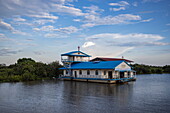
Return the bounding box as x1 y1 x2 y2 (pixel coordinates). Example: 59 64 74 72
108 71 112 79
120 72 124 78
74 71 77 78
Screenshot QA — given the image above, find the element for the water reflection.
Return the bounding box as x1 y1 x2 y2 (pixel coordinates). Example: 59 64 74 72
60 81 135 113
0 74 170 113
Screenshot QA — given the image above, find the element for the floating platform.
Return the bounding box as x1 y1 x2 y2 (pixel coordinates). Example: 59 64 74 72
59 77 136 84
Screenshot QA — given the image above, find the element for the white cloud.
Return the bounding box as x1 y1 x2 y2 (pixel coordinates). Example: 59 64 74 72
0 33 5 37
33 28 40 31
166 23 170 26
33 25 54 31
0 33 18 42
33 25 79 34
11 17 56 27
81 23 96 28
147 42 170 46
33 19 55 25
12 30 29 35
73 19 81 22
110 7 126 11
12 22 33 26
54 26 79 34
82 33 167 58
44 33 59 38
44 33 68 38
109 1 129 12
83 5 104 15
78 5 142 28
132 2 138 7
0 20 14 31
0 48 22 56
13 17 26 22
0 0 85 18
0 33 10 41
86 33 168 48
82 14 141 28
87 33 164 42
141 18 153 22
82 42 95 48
109 1 129 7
0 20 28 35
41 25 54 31
52 4 85 16
28 13 59 19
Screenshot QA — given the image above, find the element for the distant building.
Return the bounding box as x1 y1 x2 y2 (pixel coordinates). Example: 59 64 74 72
59 47 136 83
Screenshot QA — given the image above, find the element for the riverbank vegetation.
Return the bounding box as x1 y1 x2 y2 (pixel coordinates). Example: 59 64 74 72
132 64 170 74
0 58 62 82
0 58 170 82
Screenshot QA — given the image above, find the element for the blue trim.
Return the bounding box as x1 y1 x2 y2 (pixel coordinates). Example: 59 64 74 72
60 76 135 81
123 61 133 68
60 67 115 70
115 69 132 72
61 51 91 57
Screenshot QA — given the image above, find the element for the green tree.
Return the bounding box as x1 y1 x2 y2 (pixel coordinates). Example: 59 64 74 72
22 71 37 81
17 58 35 64
163 65 170 73
34 62 47 77
47 61 62 78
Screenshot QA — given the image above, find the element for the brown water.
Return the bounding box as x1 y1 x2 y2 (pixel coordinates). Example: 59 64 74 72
0 74 170 113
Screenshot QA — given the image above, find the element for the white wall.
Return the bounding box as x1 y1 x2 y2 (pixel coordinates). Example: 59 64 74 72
115 62 131 71
63 70 69 76
73 70 101 76
72 69 117 79
63 68 134 78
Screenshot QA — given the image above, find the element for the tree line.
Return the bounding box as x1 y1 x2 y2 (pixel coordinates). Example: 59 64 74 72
0 58 62 82
0 58 170 82
132 64 170 74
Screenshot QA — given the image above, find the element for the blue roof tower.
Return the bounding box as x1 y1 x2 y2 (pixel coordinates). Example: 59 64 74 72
61 46 91 77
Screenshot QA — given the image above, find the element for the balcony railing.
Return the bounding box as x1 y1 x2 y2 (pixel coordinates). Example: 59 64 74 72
62 74 135 79
61 58 89 62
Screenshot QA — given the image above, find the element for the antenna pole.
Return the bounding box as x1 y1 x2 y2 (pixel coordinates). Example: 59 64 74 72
78 46 80 51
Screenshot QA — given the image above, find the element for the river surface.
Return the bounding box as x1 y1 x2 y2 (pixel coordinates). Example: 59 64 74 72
0 74 170 113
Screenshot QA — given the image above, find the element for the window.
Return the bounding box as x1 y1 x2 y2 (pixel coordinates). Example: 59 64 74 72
95 70 98 75
87 70 90 75
79 70 82 75
104 71 106 75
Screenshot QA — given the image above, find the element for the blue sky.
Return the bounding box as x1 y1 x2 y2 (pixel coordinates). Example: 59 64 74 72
0 0 170 66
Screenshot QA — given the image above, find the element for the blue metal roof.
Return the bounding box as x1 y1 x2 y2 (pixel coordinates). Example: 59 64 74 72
61 51 91 57
60 60 126 69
